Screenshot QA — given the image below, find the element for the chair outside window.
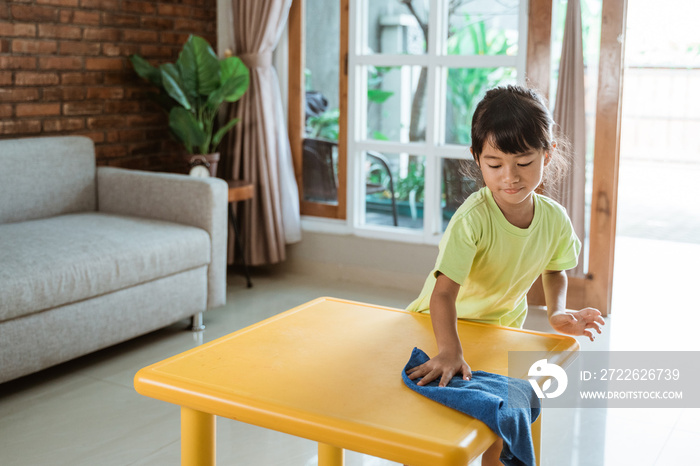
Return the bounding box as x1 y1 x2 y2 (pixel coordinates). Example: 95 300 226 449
302 138 398 226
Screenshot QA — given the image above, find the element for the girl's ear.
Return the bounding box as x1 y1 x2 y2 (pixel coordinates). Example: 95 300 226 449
544 142 556 166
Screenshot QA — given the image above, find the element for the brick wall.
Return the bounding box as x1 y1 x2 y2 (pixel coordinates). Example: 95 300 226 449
0 0 216 172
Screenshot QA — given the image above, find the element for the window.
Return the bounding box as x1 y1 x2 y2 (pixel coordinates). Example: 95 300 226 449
349 0 527 242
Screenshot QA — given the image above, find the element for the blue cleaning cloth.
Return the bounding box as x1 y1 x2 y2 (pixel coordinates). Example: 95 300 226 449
402 347 541 466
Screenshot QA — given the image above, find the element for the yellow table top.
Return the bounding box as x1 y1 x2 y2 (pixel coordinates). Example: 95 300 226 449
134 297 579 466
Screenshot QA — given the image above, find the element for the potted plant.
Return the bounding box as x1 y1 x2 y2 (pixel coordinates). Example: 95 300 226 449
129 35 250 176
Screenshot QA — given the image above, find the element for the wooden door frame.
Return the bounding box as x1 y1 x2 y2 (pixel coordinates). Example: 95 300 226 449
288 0 347 219
526 0 628 316
289 0 627 315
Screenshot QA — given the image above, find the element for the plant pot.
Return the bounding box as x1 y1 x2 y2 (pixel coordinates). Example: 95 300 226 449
184 153 220 177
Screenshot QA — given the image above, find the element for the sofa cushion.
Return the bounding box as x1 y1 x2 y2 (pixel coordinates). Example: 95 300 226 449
0 136 96 225
0 212 211 322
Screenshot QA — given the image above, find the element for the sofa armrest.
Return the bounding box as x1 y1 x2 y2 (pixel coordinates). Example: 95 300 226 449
97 167 228 309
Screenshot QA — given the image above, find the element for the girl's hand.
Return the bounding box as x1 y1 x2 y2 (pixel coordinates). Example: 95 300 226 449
550 307 605 341
406 351 472 387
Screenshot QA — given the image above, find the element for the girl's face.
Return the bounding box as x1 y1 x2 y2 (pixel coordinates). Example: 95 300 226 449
472 139 549 214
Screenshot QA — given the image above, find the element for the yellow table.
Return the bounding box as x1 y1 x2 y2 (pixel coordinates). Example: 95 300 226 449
134 297 579 466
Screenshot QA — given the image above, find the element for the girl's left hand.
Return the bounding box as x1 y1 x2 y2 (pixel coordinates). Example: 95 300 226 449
549 308 605 341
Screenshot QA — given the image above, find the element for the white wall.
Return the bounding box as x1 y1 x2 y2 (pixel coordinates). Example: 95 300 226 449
282 231 437 294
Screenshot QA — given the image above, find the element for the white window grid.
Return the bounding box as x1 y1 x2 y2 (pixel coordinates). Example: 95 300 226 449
347 0 528 244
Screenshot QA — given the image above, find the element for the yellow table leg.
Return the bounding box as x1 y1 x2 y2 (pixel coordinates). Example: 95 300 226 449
318 442 344 466
532 411 542 466
181 406 216 466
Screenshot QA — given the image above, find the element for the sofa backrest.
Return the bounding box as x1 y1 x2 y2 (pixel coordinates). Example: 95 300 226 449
0 136 97 224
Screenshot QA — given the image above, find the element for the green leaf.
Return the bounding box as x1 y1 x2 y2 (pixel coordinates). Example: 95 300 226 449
219 57 250 102
160 63 191 110
177 35 220 98
129 54 162 87
367 89 394 104
211 118 239 149
169 107 207 154
206 74 250 110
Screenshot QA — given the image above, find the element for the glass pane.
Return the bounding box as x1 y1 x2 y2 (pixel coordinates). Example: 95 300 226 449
363 152 425 230
441 158 480 231
444 67 517 145
302 138 338 203
304 0 340 203
446 0 520 56
364 1 429 55
366 66 427 143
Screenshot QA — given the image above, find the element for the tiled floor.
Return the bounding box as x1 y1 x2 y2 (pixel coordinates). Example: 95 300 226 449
1 233 699 466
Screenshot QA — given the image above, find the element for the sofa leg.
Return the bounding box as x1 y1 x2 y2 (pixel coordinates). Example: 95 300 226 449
191 313 205 331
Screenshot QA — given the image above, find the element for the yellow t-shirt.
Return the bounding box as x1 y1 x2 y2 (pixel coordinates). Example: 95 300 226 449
406 187 581 328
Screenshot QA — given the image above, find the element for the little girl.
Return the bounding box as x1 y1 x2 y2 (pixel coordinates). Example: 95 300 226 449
405 85 604 465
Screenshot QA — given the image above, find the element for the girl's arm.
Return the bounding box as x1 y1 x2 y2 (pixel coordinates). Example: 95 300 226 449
406 273 472 387
542 269 605 341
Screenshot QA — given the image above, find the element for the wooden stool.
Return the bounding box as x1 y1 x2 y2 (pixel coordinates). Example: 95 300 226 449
227 180 254 288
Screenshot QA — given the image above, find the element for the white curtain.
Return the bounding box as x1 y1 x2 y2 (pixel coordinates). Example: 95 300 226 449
223 0 302 266
551 0 587 278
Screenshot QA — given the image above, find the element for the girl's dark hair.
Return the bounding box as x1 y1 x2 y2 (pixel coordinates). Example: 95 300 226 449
463 84 570 193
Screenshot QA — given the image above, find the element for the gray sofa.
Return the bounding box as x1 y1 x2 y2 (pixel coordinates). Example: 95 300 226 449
0 136 228 384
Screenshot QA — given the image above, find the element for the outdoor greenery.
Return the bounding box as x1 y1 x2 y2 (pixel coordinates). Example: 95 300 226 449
130 35 250 155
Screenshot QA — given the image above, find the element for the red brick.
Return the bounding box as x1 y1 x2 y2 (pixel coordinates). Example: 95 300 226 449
58 87 87 100
61 72 103 85
0 3 8 20
63 101 103 115
83 27 120 42
0 72 12 86
87 115 125 129
78 131 105 143
102 12 140 27
160 32 190 45
59 40 100 56
43 88 90 102
39 56 83 70
38 24 82 40
85 58 124 71
116 128 146 141
105 101 140 113
11 5 59 22
16 102 61 117
141 17 174 30
102 43 139 57
157 3 192 17
122 29 158 43
0 23 37 38
12 39 58 54
0 56 36 70
60 10 100 25
0 104 12 118
38 0 80 6
129 141 161 156
0 39 9 53
173 18 207 32
191 7 215 21
126 113 165 126
86 87 124 100
138 45 175 58
103 73 130 85
0 120 42 135
95 144 128 158
122 1 156 14
0 88 40 102
43 118 85 132
15 72 60 86
80 0 119 9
